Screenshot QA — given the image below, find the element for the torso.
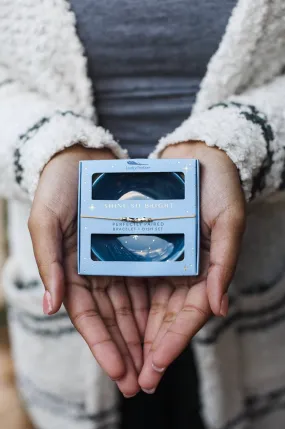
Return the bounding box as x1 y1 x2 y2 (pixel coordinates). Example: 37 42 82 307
67 3 236 428
70 0 236 157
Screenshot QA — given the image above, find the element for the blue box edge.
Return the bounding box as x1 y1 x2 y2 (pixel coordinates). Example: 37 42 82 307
78 159 200 277
77 161 82 274
196 160 200 276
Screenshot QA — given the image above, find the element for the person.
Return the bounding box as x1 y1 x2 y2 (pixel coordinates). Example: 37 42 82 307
1 1 285 428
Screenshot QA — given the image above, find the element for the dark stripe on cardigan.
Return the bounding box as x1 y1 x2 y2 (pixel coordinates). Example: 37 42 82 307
209 102 274 199
14 279 41 290
241 107 274 199
14 318 76 337
220 386 285 429
240 264 285 295
238 308 285 334
20 376 118 422
10 307 69 322
221 402 285 429
10 308 75 337
195 290 285 344
0 79 13 88
279 160 285 190
14 110 85 187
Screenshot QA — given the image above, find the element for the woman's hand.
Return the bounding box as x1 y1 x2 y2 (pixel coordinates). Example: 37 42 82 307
28 145 148 397
139 140 246 393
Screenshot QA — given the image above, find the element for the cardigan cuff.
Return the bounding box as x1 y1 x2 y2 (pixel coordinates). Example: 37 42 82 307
15 110 128 200
150 102 274 201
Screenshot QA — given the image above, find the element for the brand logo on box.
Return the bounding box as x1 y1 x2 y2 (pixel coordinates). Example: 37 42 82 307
126 161 150 170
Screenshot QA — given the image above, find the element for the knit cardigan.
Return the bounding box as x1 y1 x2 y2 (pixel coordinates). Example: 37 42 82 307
1 1 285 429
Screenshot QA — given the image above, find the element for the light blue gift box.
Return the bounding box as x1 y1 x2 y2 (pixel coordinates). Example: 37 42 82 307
78 159 200 277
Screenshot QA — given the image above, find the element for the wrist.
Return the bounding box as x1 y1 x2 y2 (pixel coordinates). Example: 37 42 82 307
41 145 116 187
50 144 116 166
161 140 215 159
161 139 239 175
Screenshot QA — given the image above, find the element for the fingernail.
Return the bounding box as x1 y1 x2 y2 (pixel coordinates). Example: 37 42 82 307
43 291 53 315
152 363 165 373
142 388 156 394
123 392 139 399
220 294 229 317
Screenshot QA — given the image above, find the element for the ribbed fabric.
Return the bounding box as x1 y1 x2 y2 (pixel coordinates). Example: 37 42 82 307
70 0 236 157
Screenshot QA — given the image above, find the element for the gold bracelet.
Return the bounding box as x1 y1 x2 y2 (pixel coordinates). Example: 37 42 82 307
81 215 196 222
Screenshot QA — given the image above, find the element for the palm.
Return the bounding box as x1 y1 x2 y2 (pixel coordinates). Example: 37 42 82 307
30 141 245 395
29 145 148 397
139 141 245 391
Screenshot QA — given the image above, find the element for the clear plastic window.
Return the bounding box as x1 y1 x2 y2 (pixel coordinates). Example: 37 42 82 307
92 172 185 200
91 234 185 262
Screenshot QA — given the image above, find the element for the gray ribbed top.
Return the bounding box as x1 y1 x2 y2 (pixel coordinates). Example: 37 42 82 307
70 0 236 157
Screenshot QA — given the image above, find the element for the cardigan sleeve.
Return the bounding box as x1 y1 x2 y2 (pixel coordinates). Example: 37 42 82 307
0 66 127 202
150 75 285 201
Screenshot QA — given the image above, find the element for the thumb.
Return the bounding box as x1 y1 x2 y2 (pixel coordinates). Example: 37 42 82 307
28 203 65 315
207 205 245 317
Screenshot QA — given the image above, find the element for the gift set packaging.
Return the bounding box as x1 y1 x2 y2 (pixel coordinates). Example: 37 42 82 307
78 159 200 277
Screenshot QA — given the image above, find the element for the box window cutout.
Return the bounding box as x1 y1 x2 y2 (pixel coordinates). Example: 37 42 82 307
91 234 185 262
92 172 185 200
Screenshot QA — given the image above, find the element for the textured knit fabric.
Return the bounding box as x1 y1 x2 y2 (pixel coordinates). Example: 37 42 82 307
69 0 236 158
1 1 285 429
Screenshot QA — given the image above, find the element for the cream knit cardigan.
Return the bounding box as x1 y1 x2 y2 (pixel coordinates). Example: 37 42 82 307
1 1 285 429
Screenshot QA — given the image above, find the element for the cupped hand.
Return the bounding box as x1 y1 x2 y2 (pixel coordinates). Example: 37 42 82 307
139 140 246 393
28 145 149 397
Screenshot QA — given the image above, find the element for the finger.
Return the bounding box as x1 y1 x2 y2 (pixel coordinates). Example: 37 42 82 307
92 278 140 397
28 202 64 314
139 281 210 392
143 279 173 360
138 353 159 394
153 281 210 370
137 283 188 392
151 281 188 358
149 281 157 301
64 276 126 383
125 277 149 339
107 278 143 373
207 206 245 316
